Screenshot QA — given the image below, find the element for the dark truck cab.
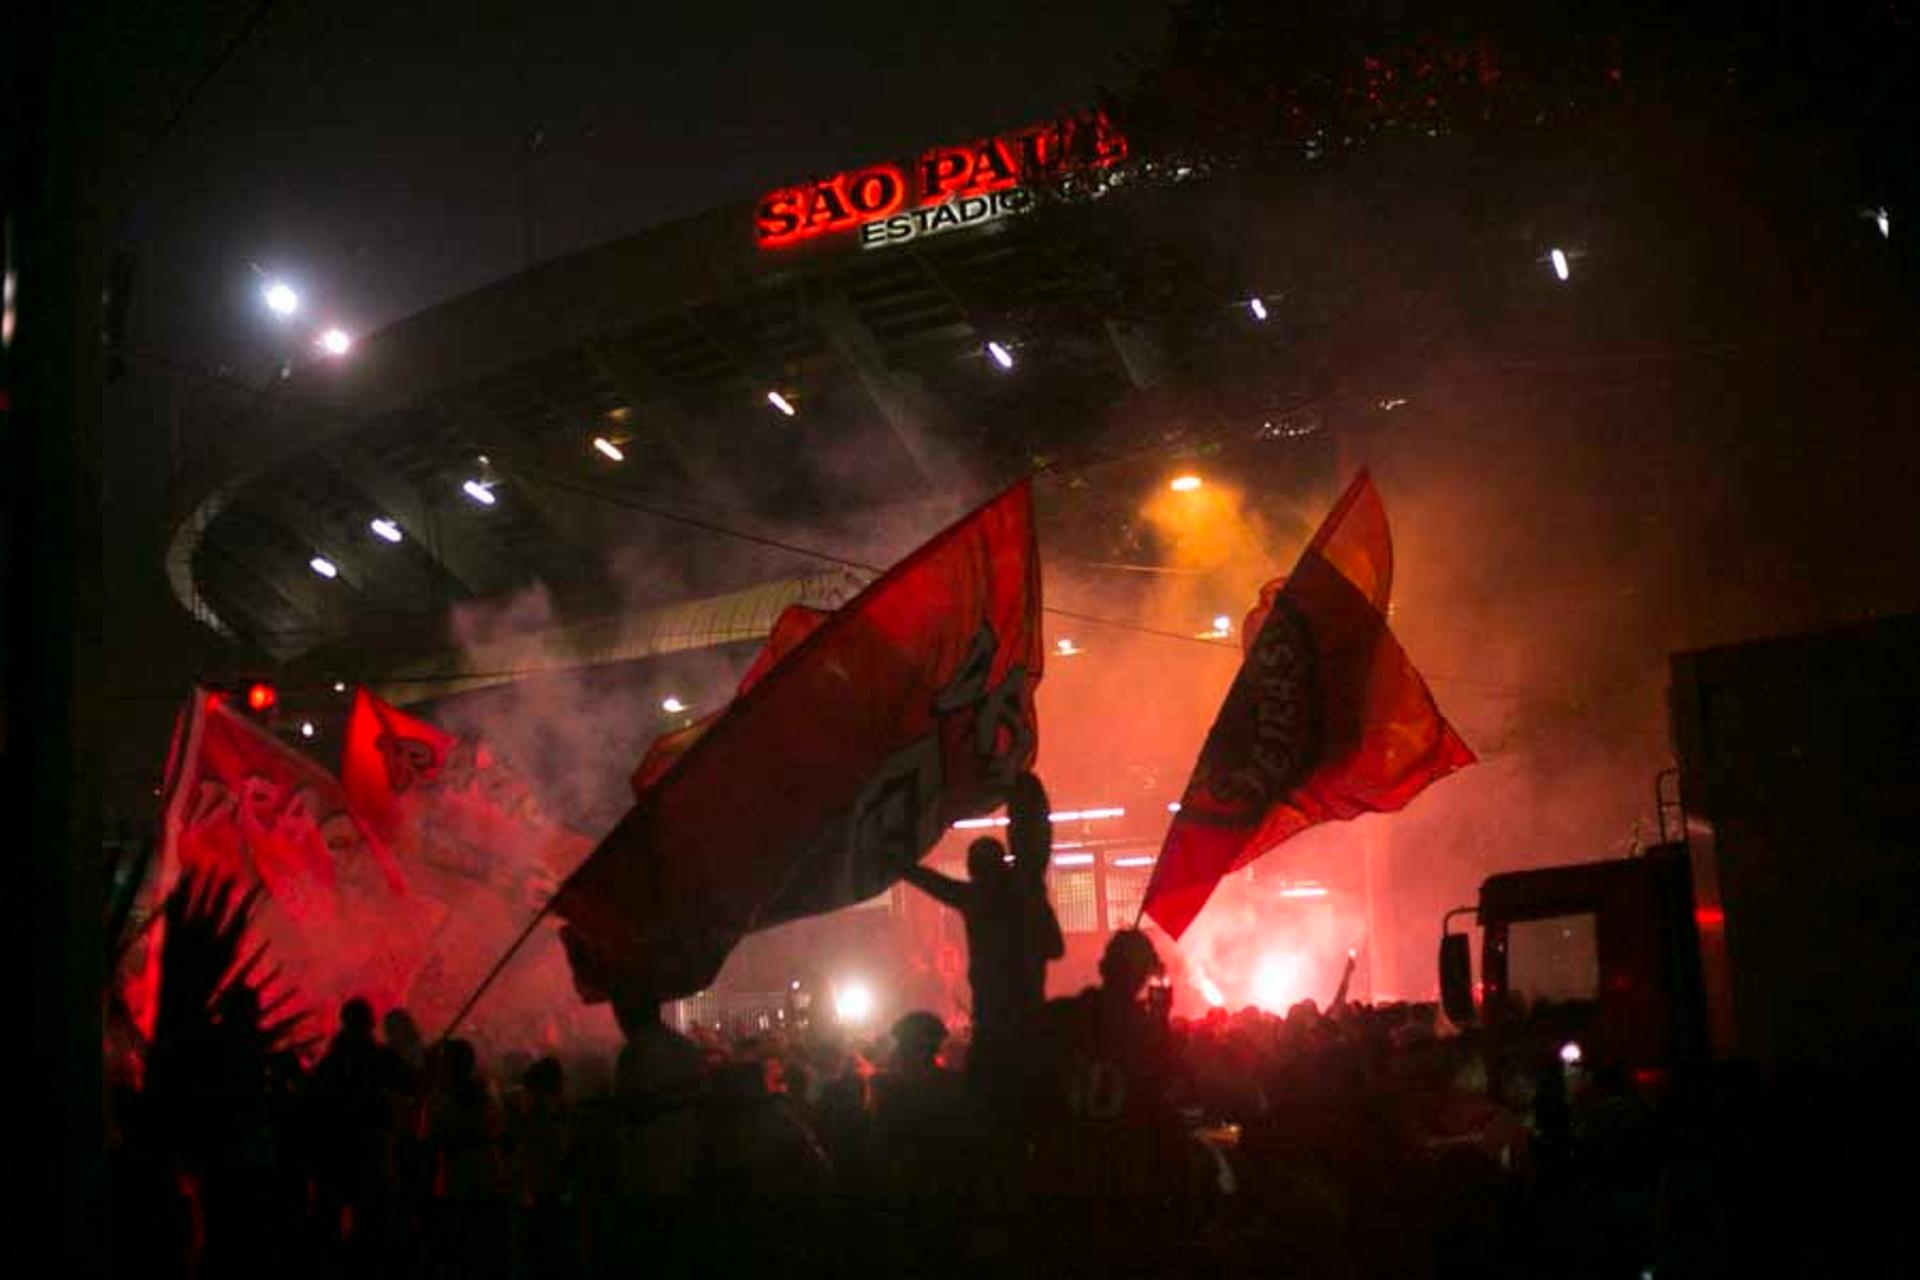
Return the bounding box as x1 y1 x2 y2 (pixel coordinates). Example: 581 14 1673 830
1444 844 1706 1091
1443 613 1920 1093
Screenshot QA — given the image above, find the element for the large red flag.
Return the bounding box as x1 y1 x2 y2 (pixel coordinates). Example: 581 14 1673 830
1142 472 1475 939
340 688 595 1028
154 690 431 1019
627 604 829 793
342 688 591 889
555 482 1043 1000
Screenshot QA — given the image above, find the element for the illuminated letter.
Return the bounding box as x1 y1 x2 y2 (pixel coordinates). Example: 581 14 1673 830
1014 127 1055 175
845 166 905 216
921 147 972 199
756 191 803 241
805 182 853 230
969 139 1016 188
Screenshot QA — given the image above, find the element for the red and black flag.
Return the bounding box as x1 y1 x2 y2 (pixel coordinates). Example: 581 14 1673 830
1142 472 1475 939
554 482 1043 1000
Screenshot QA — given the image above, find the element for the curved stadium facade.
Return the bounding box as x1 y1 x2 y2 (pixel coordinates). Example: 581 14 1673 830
166 109 1336 712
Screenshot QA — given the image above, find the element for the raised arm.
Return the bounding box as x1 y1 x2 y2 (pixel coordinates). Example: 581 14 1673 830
1038 896 1065 961
1331 949 1358 1011
1007 772 1052 887
900 862 973 912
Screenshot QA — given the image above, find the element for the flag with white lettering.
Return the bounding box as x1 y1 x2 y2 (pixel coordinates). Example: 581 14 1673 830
1142 472 1476 939
340 688 593 1028
153 690 432 1020
555 482 1043 1000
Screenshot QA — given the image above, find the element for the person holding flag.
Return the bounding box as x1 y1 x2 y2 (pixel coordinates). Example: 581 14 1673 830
550 481 1044 1008
900 771 1064 1113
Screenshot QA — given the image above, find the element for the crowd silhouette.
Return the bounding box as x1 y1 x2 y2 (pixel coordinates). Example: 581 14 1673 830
107 774 1785 1277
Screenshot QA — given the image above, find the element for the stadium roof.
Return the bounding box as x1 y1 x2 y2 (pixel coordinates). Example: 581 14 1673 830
166 116 1335 685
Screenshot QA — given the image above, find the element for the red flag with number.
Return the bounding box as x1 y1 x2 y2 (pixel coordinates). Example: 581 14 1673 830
1142 472 1475 939
555 482 1043 1000
153 690 431 1018
340 688 595 1028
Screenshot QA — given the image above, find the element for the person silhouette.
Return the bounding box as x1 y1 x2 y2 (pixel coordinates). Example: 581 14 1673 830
900 773 1063 1115
1038 929 1183 1215
309 997 409 1263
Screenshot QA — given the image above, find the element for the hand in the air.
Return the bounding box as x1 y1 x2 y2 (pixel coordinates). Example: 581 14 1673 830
1008 771 1051 868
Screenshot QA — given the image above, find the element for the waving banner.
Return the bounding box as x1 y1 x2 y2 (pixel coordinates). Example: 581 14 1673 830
1143 472 1475 939
153 690 429 1019
340 688 593 1030
556 482 1043 1000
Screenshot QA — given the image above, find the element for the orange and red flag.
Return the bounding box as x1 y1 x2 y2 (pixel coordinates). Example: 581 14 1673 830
1142 472 1475 939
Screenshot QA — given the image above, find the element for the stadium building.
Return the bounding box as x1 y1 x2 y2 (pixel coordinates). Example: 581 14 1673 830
162 109 1391 1025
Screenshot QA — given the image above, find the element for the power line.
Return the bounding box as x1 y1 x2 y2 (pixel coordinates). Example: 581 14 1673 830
117 0 280 203
513 462 1526 694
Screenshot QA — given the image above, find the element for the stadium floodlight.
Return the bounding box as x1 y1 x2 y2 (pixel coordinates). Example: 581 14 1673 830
309 555 338 579
462 479 497 506
300 720 316 739
263 280 300 317
987 340 1015 370
662 696 687 714
1212 614 1233 634
1550 247 1571 281
1876 208 1892 239
332 681 348 693
317 327 352 356
767 390 797 417
369 518 403 543
1169 474 1203 492
592 436 625 462
1248 297 1268 321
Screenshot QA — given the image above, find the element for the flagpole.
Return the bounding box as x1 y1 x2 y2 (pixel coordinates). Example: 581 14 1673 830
436 895 556 1043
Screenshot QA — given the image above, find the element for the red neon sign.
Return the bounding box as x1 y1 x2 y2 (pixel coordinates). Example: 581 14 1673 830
755 112 1128 250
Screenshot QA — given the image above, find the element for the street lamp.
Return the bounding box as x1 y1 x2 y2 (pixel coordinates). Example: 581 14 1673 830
263 280 301 317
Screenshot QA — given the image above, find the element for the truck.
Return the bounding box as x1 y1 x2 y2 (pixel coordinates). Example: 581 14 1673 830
1440 613 1920 1094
